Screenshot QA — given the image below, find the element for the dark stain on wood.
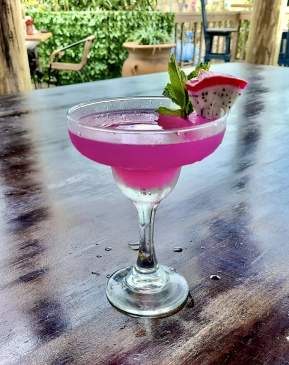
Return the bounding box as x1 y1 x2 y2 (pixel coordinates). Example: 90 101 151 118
17 268 48 283
28 298 69 343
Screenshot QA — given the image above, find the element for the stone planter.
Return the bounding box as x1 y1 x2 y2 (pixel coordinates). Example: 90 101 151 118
122 42 176 77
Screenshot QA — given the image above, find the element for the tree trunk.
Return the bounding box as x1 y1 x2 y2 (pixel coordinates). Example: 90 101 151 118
246 0 287 65
0 0 31 96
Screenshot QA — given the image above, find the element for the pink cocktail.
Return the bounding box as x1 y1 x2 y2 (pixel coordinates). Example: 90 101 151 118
68 97 226 317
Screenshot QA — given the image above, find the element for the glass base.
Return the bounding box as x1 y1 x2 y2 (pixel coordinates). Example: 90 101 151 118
106 265 189 318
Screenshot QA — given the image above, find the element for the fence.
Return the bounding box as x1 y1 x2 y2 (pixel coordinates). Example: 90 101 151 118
174 11 269 65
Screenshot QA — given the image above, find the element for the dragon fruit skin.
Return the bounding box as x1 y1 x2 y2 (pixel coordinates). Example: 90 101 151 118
157 112 207 130
186 72 248 119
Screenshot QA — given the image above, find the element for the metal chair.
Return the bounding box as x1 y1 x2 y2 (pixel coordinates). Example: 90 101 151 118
279 31 289 67
200 0 237 63
48 35 95 86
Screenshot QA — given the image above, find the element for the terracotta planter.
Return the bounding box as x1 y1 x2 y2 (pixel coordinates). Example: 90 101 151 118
26 24 34 35
122 42 176 77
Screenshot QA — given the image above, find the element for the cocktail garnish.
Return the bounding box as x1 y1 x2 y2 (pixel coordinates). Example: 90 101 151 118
186 71 248 118
158 54 248 122
157 54 209 119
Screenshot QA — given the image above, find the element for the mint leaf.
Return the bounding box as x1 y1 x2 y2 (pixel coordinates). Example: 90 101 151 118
179 69 187 84
163 84 179 105
187 62 210 80
157 106 183 116
184 95 193 116
167 54 186 109
158 55 210 119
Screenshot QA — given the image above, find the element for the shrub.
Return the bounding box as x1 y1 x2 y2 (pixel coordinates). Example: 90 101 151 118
29 10 174 85
127 25 173 45
23 0 157 11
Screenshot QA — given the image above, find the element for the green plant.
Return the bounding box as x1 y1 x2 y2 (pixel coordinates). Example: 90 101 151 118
28 10 174 85
158 54 209 118
127 25 172 45
22 0 157 11
93 0 157 10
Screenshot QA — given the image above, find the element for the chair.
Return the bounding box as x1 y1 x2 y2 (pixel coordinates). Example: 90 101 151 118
26 41 42 88
200 0 238 63
48 35 95 86
279 31 289 67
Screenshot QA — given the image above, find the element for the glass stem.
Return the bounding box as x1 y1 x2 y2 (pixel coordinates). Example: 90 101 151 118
134 202 159 274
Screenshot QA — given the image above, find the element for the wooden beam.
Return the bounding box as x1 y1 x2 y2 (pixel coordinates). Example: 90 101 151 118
245 0 287 65
0 0 31 96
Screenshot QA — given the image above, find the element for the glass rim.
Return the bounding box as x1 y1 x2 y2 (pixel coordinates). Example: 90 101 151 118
67 96 227 135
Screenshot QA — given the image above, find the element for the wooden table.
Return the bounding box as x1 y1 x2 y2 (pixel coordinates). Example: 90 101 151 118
25 32 52 42
1 63 289 365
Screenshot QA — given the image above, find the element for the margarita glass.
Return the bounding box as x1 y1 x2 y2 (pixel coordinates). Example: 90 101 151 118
67 97 226 317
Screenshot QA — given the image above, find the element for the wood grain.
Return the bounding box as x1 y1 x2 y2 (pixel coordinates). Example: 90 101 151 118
0 0 31 95
246 0 287 65
1 64 289 364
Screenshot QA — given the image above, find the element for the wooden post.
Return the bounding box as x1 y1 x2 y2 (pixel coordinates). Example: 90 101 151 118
0 0 31 96
233 13 241 61
246 0 287 65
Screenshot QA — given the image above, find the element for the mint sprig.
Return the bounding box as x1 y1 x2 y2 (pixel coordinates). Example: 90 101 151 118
158 54 209 118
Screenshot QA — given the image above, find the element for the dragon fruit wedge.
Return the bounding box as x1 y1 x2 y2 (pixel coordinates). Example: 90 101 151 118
186 71 248 119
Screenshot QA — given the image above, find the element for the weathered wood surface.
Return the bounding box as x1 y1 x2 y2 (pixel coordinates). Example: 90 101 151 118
1 64 289 364
246 0 287 65
0 0 31 95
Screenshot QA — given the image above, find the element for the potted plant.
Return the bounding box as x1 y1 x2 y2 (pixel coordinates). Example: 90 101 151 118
25 17 34 35
122 26 176 77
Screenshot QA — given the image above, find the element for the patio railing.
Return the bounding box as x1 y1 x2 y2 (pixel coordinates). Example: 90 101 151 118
175 11 288 65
